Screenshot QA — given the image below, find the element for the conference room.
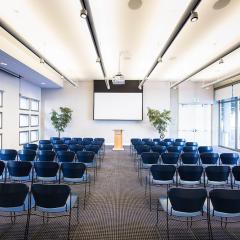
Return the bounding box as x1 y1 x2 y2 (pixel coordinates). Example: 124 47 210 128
0 0 240 239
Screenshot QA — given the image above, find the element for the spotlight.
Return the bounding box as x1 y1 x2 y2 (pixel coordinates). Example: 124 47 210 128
40 58 45 64
96 57 101 63
80 9 87 19
190 11 198 22
60 75 64 79
219 58 224 64
157 57 162 63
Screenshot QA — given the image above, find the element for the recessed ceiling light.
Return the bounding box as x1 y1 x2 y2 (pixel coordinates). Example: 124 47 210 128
80 9 87 19
0 62 7 66
190 11 198 22
41 82 46 85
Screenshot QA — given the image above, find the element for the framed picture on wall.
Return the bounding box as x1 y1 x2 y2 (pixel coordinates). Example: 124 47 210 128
0 133 2 149
0 112 2 129
19 114 29 128
30 130 39 142
19 131 29 145
0 91 3 107
19 96 30 110
30 114 39 127
31 99 39 112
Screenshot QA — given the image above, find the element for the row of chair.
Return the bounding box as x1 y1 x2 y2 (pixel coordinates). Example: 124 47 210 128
157 187 240 240
0 182 79 239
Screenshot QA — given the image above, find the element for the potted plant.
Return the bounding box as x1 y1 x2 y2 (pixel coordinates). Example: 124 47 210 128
50 107 73 137
147 107 171 140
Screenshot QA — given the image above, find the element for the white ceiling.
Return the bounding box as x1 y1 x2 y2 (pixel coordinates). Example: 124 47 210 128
0 0 240 87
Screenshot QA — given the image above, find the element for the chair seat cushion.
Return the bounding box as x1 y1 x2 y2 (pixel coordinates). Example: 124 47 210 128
63 173 90 183
150 176 174 185
159 197 202 217
179 179 201 185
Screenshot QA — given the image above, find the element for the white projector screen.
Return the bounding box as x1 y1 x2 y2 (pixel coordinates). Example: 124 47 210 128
94 92 143 120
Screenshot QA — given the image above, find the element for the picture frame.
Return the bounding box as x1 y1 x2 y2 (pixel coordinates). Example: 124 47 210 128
19 131 29 145
19 114 29 128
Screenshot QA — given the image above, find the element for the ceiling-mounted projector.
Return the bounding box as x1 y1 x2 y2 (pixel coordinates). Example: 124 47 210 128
112 72 125 85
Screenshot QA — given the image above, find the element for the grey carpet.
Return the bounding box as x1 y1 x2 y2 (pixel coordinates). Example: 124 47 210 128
0 146 239 239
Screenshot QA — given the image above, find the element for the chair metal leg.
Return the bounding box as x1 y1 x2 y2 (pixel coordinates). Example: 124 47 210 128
67 208 72 240
84 180 87 209
149 181 152 211
145 176 147 196
77 197 80 223
156 201 159 224
166 212 170 240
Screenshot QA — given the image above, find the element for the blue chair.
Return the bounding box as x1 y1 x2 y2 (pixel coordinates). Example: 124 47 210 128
23 143 38 151
76 151 97 183
164 138 174 143
151 145 166 155
173 142 185 147
175 138 186 142
0 149 18 161
38 144 53 151
178 165 203 186
29 184 79 239
82 139 93 146
182 146 198 153
0 161 5 181
50 137 60 143
185 142 198 147
61 137 71 143
38 150 56 162
232 166 240 188
57 151 75 163
52 139 64 145
53 144 68 152
0 183 32 239
34 162 59 183
220 153 239 166
200 153 219 167
142 138 152 143
153 138 161 144
130 139 143 155
161 152 180 165
7 161 33 182
181 152 199 165
85 145 102 166
60 162 90 208
69 144 84 154
144 141 155 147
158 188 209 239
65 139 78 145
39 140 51 145
158 141 172 147
83 138 93 142
198 146 213 154
205 166 231 187
148 165 176 210
72 138 83 144
18 150 36 162
167 146 182 154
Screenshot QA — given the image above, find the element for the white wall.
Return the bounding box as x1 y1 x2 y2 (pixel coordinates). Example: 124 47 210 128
41 81 171 145
0 71 41 149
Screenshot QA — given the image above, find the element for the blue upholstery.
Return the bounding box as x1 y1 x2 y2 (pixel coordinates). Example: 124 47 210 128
175 138 186 142
39 140 51 145
7 161 32 181
50 137 60 143
200 152 219 166
57 151 75 163
38 144 53 151
72 138 83 144
38 150 55 162
161 152 179 165
220 153 239 166
68 144 84 153
182 146 198 153
164 138 174 143
167 146 182 153
173 142 185 147
76 151 95 165
85 144 100 154
198 146 213 154
205 166 230 185
34 161 59 181
135 145 151 155
53 144 68 152
178 165 203 184
232 166 240 184
52 140 64 144
141 152 159 165
18 150 36 161
150 164 176 182
0 161 5 177
61 162 86 180
185 142 198 147
151 145 166 155
0 149 18 161
23 143 38 151
181 152 199 165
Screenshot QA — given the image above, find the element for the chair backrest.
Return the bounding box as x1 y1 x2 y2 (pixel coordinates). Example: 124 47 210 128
32 184 70 208
198 146 213 154
53 144 68 152
39 140 51 145
168 188 207 213
173 142 185 147
23 143 38 151
150 164 176 181
38 144 53 151
0 149 18 161
220 153 239 165
131 138 142 145
144 141 155 147
83 138 93 142
61 137 71 142
38 150 56 162
151 145 166 155
164 138 174 143
141 152 159 164
61 162 86 179
0 183 29 207
84 144 100 153
167 146 182 153
232 166 240 181
181 152 199 165
142 138 152 143
7 161 32 177
153 138 161 144
68 144 84 153
209 189 240 214
72 138 83 144
94 138 105 143
57 151 75 163
82 139 93 146
0 161 5 176
18 149 36 161
178 165 203 181
50 137 60 143
205 166 230 181
34 161 59 177
161 152 180 165
76 151 95 163
175 138 186 142
135 145 151 155
158 141 172 147
185 142 198 147
200 152 219 165
182 146 198 153
52 140 64 145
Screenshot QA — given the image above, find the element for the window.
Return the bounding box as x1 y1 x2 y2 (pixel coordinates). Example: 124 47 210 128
238 100 240 150
19 114 29 127
219 99 237 149
0 133 2 149
0 90 3 107
30 130 39 142
31 99 39 112
30 115 39 127
19 131 29 145
19 96 30 110
0 112 2 129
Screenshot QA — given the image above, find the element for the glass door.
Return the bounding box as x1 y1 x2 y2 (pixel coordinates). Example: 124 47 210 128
178 104 212 145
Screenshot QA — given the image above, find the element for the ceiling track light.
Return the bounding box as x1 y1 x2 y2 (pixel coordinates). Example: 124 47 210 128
157 57 162 63
60 75 64 79
96 57 101 63
40 58 45 64
219 58 224 64
80 8 87 19
190 11 198 22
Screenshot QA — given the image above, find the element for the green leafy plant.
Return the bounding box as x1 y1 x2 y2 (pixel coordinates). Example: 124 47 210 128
50 107 73 137
147 107 171 140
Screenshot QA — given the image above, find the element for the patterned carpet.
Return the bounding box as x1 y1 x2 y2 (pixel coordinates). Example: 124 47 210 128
0 146 239 239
